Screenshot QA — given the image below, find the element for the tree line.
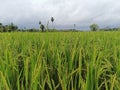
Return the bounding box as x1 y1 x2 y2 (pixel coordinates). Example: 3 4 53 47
0 17 120 32
0 22 18 32
90 24 120 31
0 17 55 32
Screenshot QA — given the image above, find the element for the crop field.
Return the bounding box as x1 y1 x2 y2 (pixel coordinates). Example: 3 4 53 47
0 31 120 90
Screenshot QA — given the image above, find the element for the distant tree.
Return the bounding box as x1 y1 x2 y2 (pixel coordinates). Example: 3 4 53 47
9 23 18 32
28 28 38 32
51 17 54 23
40 24 45 32
73 24 76 31
39 21 45 32
7 25 11 32
3 26 7 32
39 21 41 31
0 23 3 32
0 23 2 26
9 23 14 31
39 21 41 25
46 21 49 31
51 17 54 30
90 24 99 31
0 22 18 32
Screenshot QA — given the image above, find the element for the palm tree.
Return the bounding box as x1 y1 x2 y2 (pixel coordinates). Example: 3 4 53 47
40 24 45 32
51 17 54 30
51 17 54 23
46 21 49 31
39 21 41 25
73 24 76 31
39 21 41 31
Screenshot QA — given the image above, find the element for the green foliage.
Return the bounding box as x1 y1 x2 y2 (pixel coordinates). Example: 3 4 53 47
0 23 2 26
0 23 3 32
9 22 18 31
40 24 45 32
0 22 18 32
90 24 99 31
0 32 120 90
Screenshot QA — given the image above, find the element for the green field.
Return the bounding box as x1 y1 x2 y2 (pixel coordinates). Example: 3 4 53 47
0 32 120 90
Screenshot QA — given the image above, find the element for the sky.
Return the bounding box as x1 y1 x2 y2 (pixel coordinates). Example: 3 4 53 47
0 0 120 30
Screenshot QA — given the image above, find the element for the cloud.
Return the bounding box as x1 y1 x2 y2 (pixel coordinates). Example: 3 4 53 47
0 0 120 30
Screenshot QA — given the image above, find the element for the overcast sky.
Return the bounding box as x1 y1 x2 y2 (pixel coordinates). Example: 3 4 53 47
0 0 120 30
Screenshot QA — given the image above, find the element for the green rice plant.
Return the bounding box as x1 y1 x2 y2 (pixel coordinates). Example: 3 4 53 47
0 31 120 90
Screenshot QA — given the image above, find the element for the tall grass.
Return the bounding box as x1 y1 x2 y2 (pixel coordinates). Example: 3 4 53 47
0 31 120 90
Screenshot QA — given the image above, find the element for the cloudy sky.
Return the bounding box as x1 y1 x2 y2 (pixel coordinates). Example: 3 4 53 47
0 0 120 30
